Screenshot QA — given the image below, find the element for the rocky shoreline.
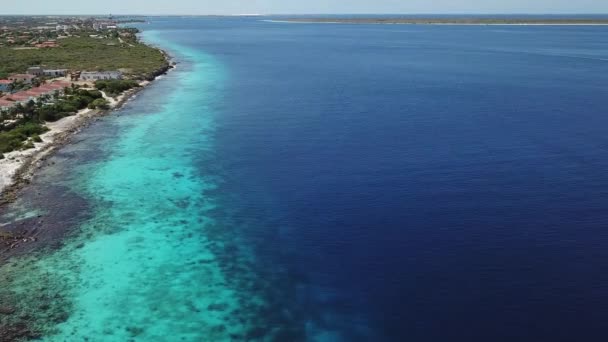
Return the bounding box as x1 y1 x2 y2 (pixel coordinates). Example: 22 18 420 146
0 41 177 342
0 50 174 208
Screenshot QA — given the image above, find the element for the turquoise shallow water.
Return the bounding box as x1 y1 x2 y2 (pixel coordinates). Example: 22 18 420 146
1 30 304 340
43 32 235 340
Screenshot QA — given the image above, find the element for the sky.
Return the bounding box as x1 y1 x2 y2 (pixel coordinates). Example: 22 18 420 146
2 0 607 15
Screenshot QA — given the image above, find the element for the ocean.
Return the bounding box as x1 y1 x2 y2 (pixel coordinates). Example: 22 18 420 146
2 16 608 341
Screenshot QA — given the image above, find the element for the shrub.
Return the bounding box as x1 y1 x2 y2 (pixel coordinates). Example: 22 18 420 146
57 102 78 113
87 90 103 99
89 98 110 110
95 79 140 96
0 123 47 153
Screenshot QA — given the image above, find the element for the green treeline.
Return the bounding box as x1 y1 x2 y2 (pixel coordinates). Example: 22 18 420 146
0 87 105 155
95 79 140 97
0 36 167 79
0 122 48 155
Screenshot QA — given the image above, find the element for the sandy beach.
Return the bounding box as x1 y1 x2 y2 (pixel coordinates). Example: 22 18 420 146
0 84 153 203
0 37 174 203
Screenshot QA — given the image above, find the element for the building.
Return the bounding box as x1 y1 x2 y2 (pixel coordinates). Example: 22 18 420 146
27 67 44 76
0 81 72 109
43 69 68 77
0 99 14 109
93 21 118 31
27 67 67 78
35 41 58 48
0 80 13 93
5 93 34 104
80 71 122 81
8 74 36 84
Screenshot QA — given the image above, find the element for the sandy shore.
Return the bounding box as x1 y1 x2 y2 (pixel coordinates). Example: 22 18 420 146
0 108 94 192
0 82 156 204
0 36 176 203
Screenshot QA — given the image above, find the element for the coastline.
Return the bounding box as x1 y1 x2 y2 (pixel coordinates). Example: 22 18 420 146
0 48 175 206
264 19 608 26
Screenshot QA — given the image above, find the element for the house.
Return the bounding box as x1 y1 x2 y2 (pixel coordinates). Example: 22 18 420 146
0 81 72 107
35 41 58 48
43 69 68 77
0 99 15 110
5 92 34 104
0 80 13 93
8 74 36 84
28 67 68 78
93 22 118 31
23 90 45 97
27 67 44 76
80 71 122 81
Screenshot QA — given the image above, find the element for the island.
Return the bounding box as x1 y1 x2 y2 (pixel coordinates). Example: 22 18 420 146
280 17 608 25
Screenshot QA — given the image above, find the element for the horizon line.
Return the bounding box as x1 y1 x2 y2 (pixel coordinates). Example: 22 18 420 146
2 13 608 16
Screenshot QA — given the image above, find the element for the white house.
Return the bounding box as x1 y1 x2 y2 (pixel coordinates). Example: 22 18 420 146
43 69 68 77
28 67 68 78
27 67 44 76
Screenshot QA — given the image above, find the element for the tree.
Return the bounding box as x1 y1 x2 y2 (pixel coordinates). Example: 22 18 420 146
39 94 50 103
88 98 109 110
23 100 36 120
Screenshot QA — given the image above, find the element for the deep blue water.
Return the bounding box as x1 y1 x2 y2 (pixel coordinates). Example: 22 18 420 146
138 18 608 341
148 18 608 341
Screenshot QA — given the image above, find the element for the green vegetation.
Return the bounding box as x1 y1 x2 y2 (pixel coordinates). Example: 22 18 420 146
0 122 48 153
88 98 110 110
0 20 169 158
0 87 115 156
0 36 167 79
36 88 104 122
95 79 140 97
22 141 35 150
0 80 143 156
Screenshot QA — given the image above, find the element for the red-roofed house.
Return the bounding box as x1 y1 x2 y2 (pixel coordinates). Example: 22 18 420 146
31 87 52 94
8 74 36 84
0 99 15 110
23 90 46 97
6 92 34 103
35 85 56 92
35 41 58 48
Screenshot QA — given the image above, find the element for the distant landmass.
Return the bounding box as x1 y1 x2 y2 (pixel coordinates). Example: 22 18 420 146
280 17 608 25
